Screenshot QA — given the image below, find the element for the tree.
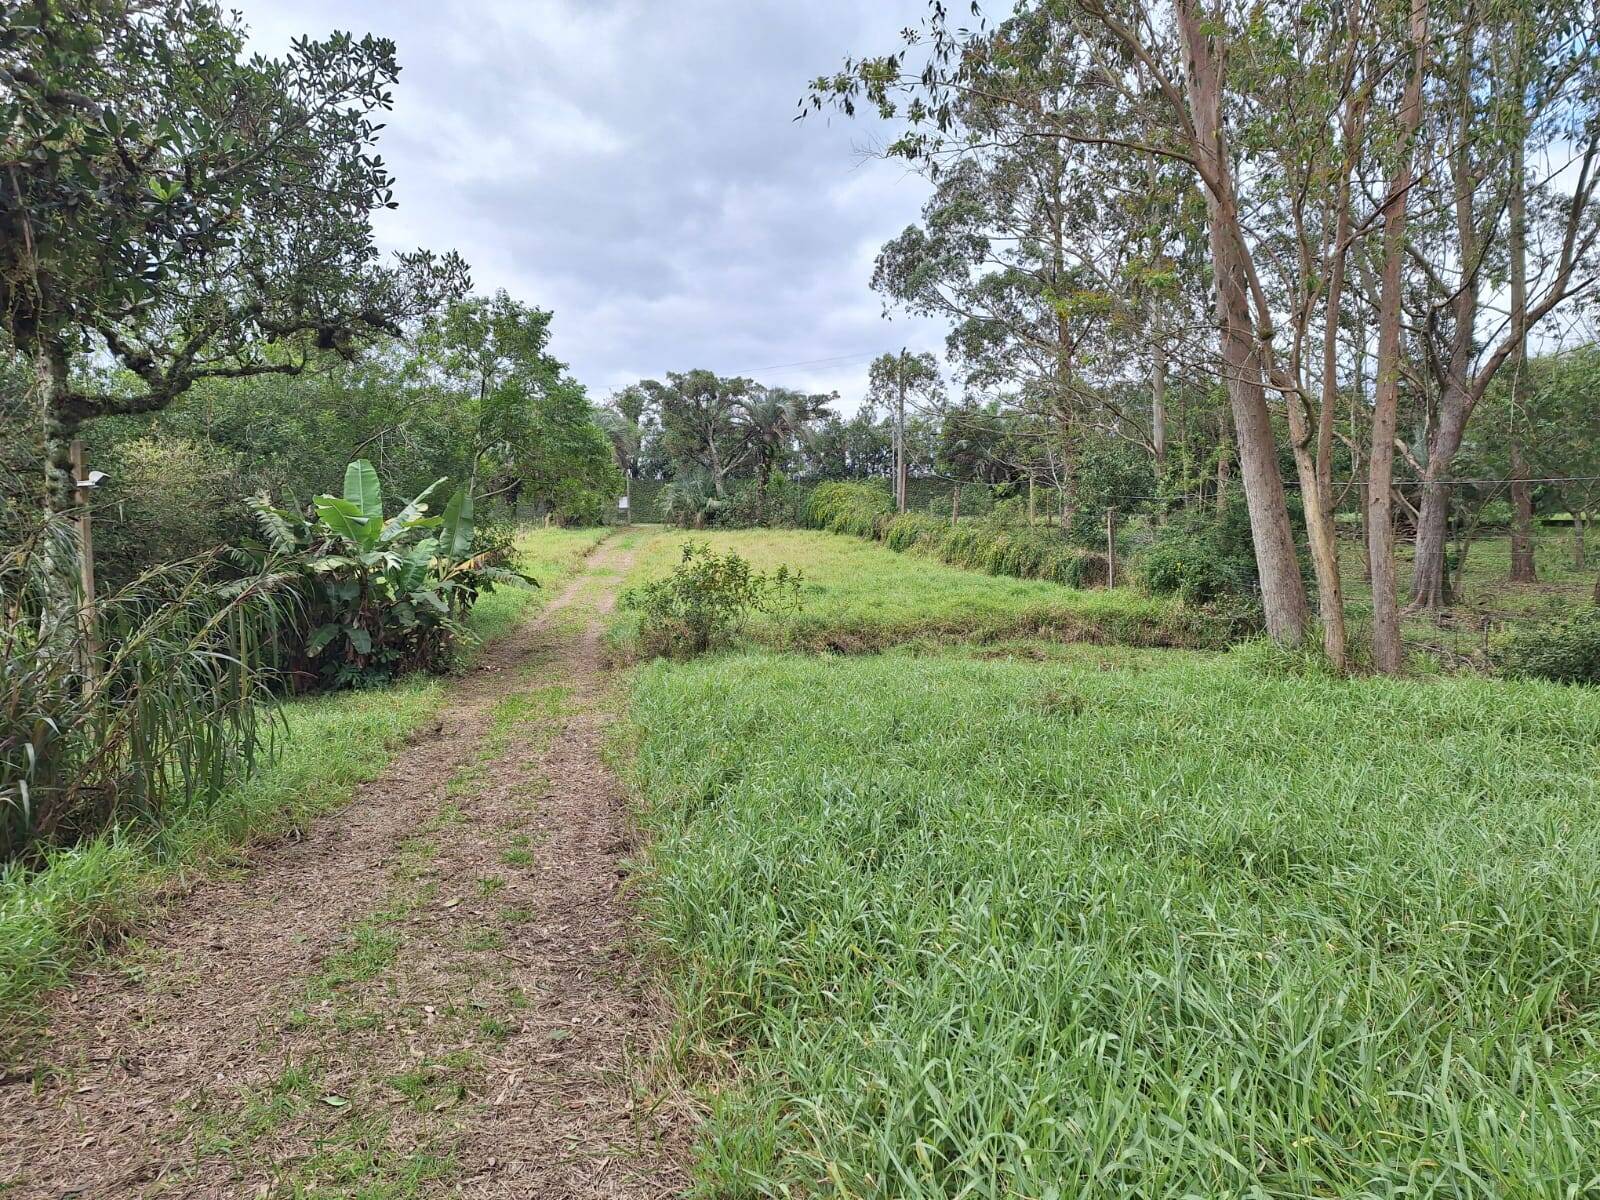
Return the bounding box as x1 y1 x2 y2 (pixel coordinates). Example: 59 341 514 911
643 370 755 496
809 1 1326 645
1 0 468 519
1396 0 1600 608
739 386 834 509
413 293 619 521
867 351 943 511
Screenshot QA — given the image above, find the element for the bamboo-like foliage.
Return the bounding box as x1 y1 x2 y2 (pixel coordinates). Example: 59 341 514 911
0 519 295 859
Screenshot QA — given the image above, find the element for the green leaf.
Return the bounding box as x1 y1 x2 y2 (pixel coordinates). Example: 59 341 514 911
441 486 474 560
343 459 383 522
382 477 449 541
347 626 373 655
305 623 343 656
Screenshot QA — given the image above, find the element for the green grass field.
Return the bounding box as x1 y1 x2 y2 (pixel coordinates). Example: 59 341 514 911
627 645 1600 1197
0 524 608 1031
612 529 1233 654
614 524 1600 1196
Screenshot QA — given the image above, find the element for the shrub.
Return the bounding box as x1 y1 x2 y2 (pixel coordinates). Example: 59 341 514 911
656 476 721 528
2 521 290 859
621 541 802 657
1139 498 1263 606
717 475 808 529
1494 607 1600 685
94 435 245 588
802 481 894 538
245 460 533 689
807 485 1110 589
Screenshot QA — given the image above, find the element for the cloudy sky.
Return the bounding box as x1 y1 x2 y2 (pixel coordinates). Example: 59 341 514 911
245 1 954 409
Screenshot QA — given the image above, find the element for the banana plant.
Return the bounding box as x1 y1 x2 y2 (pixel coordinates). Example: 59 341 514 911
243 460 534 688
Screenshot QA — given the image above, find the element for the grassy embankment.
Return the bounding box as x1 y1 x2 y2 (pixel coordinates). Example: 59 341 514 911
610 528 1232 656
0 525 609 1028
616 524 1600 1195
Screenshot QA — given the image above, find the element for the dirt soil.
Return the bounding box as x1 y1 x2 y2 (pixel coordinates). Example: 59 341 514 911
0 536 691 1198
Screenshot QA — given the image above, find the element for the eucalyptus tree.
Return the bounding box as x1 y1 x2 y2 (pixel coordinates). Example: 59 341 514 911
0 0 469 521
1392 0 1600 609
809 0 1321 645
866 350 943 510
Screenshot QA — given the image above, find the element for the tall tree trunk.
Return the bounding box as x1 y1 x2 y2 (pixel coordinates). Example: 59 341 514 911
35 341 84 649
1508 442 1537 582
1409 397 1469 607
39 343 76 520
1369 0 1429 674
1151 323 1168 470
1505 116 1535 586
1177 0 1309 643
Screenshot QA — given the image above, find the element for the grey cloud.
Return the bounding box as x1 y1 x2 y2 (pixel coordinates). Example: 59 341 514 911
245 0 950 407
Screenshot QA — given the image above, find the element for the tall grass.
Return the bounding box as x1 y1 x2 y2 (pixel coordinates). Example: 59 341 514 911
2 522 294 858
628 648 1600 1196
803 482 1111 590
612 529 1233 654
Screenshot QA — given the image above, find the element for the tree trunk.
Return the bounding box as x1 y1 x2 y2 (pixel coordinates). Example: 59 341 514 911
1572 510 1587 571
1409 395 1470 608
1508 442 1537 582
39 343 77 519
34 341 84 650
1177 0 1308 644
1151 336 1168 471
1369 0 1429 674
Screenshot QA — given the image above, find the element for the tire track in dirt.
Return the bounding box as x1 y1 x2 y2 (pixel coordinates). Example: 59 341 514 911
0 532 689 1198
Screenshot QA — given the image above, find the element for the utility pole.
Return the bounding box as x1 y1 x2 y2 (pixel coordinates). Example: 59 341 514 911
894 347 908 513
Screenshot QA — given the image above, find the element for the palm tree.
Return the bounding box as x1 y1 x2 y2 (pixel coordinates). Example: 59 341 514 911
739 387 833 515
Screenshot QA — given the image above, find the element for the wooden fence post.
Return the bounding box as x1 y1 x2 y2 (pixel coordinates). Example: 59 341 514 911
69 438 100 675
1106 507 1117 589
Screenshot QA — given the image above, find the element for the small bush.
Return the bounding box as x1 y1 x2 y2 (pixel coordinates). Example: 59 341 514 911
621 541 802 658
1494 607 1600 685
1139 498 1262 606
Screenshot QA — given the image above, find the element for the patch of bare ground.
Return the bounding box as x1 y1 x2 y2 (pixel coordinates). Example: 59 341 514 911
0 535 691 1198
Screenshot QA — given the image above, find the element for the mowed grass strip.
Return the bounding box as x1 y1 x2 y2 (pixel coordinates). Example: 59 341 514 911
613 529 1228 654
628 649 1600 1197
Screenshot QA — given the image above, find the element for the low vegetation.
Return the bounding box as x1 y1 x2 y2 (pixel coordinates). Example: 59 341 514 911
246 459 532 689
627 646 1600 1195
805 481 1113 589
0 525 603 1032
620 541 802 658
612 528 1236 656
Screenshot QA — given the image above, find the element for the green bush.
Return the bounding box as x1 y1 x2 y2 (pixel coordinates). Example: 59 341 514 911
802 481 894 538
93 435 245 588
620 541 802 658
716 475 808 529
2 522 288 859
244 460 532 689
807 483 1109 587
1139 497 1263 606
1494 606 1600 685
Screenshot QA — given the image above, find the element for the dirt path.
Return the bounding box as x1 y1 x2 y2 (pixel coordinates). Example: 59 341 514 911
1 533 689 1198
